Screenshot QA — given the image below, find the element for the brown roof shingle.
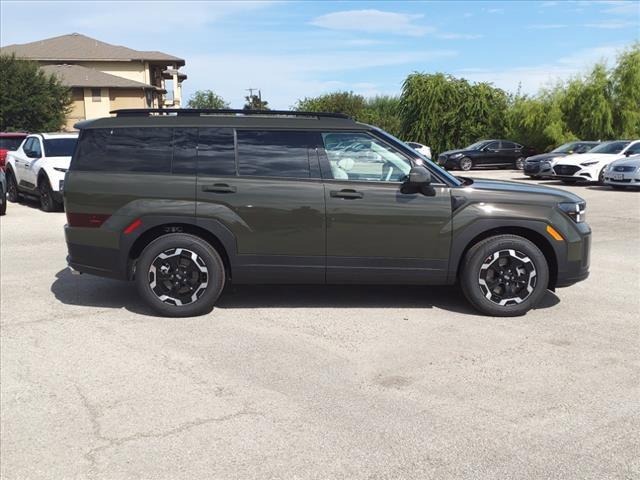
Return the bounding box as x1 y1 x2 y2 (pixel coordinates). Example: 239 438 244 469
41 64 163 90
1 33 185 66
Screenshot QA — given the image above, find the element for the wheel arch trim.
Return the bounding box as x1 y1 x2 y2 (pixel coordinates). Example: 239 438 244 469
448 219 563 288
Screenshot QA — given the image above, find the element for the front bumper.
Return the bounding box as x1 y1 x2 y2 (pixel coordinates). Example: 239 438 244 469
552 163 600 182
524 161 554 177
554 221 591 288
603 169 640 187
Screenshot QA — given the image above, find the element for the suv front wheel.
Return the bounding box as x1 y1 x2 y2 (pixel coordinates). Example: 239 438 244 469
461 234 549 316
135 233 226 317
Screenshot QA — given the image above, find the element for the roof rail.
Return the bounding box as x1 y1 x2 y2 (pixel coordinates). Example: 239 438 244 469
109 108 352 120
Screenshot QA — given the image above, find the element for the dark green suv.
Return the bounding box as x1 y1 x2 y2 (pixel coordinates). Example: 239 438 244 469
64 109 591 317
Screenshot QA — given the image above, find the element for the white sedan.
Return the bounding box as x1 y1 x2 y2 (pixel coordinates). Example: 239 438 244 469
604 154 640 190
552 140 640 184
405 142 432 159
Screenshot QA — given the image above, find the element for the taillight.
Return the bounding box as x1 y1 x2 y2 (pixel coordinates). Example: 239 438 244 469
66 213 111 228
0 150 7 170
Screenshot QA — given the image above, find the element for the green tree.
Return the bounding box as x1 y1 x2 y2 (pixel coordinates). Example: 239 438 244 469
360 95 402 137
399 73 510 155
186 90 229 109
611 43 640 138
295 91 366 118
0 54 71 131
244 93 269 110
562 63 615 140
507 86 577 151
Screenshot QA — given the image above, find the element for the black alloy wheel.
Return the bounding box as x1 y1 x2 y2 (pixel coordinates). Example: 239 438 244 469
514 157 525 170
149 247 210 307
478 249 536 306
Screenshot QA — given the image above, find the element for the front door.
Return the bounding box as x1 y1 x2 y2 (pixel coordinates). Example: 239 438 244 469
21 137 42 190
196 128 326 284
320 131 452 284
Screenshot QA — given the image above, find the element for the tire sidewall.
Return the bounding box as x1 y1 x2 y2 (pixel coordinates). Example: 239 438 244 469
459 157 473 171
6 170 19 203
39 177 54 212
462 236 549 317
135 234 225 317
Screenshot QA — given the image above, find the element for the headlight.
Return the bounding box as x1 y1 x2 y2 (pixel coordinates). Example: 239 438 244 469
450 153 463 159
580 161 598 166
558 201 586 223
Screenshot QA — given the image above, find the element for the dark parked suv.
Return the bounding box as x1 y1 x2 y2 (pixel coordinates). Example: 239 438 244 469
64 109 591 317
438 140 536 171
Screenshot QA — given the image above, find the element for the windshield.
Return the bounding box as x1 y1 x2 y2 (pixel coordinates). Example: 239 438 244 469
0 137 25 151
374 128 463 186
43 138 77 157
589 141 630 154
465 140 488 150
552 142 598 154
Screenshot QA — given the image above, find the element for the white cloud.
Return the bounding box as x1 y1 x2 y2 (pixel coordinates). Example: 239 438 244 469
599 1 640 15
186 49 457 108
457 44 624 94
310 9 432 37
527 24 568 29
584 21 639 29
435 33 484 40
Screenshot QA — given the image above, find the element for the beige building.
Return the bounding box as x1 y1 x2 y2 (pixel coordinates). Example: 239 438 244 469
1 33 186 130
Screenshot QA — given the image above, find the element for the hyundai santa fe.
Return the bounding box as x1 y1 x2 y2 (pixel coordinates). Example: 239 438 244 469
64 109 591 317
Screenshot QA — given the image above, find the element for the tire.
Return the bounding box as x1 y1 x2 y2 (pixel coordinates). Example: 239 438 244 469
461 234 549 317
459 157 473 171
0 184 6 216
38 176 62 212
135 233 226 317
6 170 19 203
514 157 525 170
597 167 606 185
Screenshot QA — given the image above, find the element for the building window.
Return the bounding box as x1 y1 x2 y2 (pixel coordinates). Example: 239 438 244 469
91 88 101 102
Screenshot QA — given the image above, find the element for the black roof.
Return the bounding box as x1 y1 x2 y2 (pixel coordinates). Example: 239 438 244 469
76 109 365 131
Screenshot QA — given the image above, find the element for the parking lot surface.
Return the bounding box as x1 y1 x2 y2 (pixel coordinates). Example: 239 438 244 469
1 170 639 479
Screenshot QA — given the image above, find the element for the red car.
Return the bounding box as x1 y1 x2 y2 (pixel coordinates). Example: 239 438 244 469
0 132 28 170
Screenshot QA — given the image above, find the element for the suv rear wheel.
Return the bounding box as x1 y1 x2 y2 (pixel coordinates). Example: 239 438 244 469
135 233 225 317
461 234 549 317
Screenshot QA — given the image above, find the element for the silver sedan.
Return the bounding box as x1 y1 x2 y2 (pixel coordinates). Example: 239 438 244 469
604 154 640 189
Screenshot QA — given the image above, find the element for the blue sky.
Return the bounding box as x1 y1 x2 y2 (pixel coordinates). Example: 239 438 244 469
1 1 638 108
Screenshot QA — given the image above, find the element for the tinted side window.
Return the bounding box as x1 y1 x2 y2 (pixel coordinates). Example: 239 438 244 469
198 128 236 176
485 141 499 150
172 128 198 175
22 138 34 153
626 143 640 155
73 128 172 173
31 138 42 157
501 141 516 149
237 130 320 178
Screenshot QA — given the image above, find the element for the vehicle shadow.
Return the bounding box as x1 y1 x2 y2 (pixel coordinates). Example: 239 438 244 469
51 268 561 317
586 185 639 192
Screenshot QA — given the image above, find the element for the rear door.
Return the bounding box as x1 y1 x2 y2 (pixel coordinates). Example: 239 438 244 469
498 141 520 165
196 129 326 284
320 131 452 284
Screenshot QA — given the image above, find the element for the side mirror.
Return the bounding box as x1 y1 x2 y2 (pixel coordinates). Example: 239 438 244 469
625 151 633 157
408 165 431 185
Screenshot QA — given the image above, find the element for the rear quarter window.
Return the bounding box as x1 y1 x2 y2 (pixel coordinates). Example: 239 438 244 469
72 128 173 173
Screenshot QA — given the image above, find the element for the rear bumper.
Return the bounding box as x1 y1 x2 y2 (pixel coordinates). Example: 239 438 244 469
65 225 128 280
